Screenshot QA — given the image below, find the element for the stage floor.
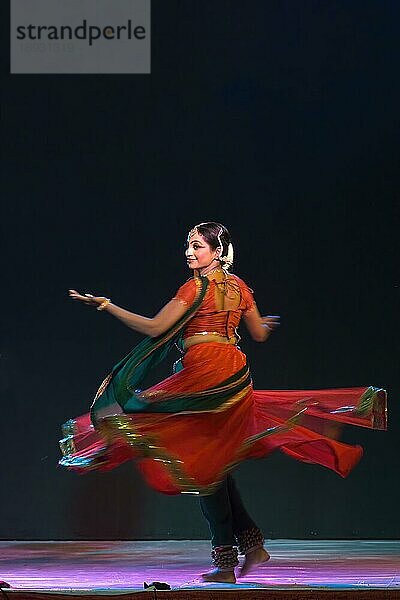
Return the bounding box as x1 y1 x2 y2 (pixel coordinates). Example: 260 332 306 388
0 539 399 597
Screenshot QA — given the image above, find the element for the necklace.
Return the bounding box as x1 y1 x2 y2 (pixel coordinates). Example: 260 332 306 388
200 265 223 278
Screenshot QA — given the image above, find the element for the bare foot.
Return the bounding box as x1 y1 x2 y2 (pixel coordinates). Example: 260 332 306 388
201 568 236 584
239 547 270 578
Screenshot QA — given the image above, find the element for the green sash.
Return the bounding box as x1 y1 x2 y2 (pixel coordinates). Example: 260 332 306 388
90 276 251 424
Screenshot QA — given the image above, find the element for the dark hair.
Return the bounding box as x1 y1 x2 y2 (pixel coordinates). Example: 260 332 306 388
192 222 232 257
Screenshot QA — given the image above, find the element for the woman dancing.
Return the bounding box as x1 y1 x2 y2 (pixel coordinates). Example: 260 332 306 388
62 221 387 583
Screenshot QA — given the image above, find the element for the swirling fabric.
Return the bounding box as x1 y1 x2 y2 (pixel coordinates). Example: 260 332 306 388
59 273 387 495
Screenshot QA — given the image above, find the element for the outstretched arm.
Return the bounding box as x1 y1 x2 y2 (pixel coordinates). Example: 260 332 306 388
68 290 188 337
243 304 280 342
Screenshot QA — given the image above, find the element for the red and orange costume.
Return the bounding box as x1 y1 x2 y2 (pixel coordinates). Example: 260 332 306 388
59 269 387 498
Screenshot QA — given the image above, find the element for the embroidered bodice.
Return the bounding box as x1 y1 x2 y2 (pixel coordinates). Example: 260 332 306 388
173 270 256 341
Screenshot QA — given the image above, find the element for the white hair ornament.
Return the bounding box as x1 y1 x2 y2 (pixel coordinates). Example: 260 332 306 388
216 227 234 270
220 242 234 270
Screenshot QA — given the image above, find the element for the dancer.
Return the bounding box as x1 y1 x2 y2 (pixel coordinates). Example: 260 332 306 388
61 222 386 583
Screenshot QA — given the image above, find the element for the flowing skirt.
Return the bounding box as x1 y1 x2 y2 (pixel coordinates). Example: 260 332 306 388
59 343 387 495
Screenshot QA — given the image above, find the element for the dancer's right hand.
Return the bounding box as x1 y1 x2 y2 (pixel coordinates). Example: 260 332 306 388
261 315 280 332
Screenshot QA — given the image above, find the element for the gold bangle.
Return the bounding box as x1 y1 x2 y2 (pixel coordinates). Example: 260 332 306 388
97 298 111 311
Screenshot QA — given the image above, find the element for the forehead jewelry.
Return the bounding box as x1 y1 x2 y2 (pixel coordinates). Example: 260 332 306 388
187 226 199 242
187 222 209 243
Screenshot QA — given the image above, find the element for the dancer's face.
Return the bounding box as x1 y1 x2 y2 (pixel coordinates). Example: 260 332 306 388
185 231 220 272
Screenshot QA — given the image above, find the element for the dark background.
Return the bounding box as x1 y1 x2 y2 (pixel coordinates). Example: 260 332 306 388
1 1 399 540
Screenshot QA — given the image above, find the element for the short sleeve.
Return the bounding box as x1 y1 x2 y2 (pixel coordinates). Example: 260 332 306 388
172 278 197 306
241 284 256 314
232 275 256 314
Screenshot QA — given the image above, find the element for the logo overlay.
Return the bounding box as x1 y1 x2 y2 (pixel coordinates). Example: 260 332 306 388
10 0 150 74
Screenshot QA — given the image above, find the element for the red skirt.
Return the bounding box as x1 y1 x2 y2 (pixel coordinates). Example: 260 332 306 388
60 343 387 495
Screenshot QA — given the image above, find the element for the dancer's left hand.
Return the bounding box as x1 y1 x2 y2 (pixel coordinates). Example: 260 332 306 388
68 289 107 307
